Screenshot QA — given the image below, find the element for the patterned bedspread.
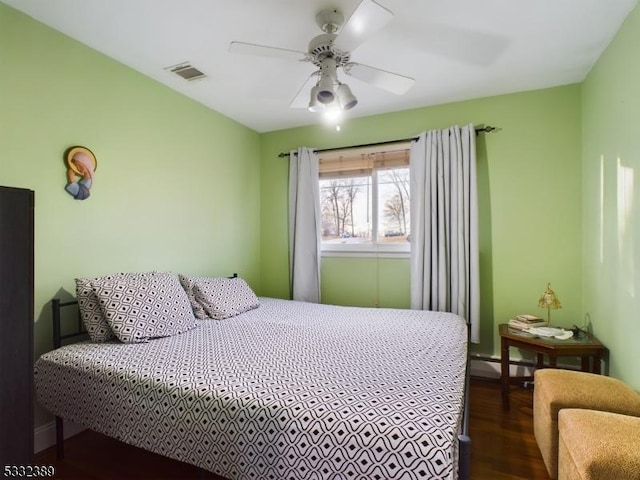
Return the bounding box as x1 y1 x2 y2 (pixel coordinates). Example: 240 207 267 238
35 298 468 479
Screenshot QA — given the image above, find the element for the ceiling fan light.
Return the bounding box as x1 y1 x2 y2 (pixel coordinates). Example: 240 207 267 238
317 75 336 104
308 85 324 112
323 106 342 122
337 83 358 110
317 90 335 104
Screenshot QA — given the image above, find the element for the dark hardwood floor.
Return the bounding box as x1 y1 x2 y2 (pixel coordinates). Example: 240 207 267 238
35 378 549 479
468 378 549 480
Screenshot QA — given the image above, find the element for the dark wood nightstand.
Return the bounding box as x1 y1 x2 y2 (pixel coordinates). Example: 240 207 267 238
499 324 607 409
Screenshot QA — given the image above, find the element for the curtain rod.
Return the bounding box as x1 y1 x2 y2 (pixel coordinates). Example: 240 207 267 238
277 125 498 158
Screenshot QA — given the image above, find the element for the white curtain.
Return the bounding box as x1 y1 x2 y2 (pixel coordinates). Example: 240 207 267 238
410 124 480 343
288 147 321 303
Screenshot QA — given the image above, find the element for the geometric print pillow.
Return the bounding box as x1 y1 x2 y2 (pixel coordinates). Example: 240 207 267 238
192 276 260 320
76 277 116 343
91 276 197 344
177 274 209 320
76 272 175 342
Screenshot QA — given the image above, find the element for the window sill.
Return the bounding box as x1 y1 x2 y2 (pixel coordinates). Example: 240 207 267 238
321 246 410 259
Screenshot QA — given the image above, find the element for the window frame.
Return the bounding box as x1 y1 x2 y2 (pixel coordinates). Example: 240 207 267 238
318 143 411 258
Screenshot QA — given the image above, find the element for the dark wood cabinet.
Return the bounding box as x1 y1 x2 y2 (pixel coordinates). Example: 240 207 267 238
0 186 34 466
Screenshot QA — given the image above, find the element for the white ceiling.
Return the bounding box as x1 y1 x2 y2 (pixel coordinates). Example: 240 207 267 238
5 0 638 133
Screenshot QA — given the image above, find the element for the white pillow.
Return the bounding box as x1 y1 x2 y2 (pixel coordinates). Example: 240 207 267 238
192 277 259 320
91 275 197 343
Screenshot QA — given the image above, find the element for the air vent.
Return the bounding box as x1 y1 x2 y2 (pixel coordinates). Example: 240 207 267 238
165 63 206 81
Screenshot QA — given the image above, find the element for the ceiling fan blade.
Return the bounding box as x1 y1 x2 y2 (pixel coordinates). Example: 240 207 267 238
333 0 393 53
343 63 414 95
229 41 308 61
289 72 320 109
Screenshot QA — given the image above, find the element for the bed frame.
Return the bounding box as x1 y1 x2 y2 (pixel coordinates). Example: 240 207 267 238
48 296 472 479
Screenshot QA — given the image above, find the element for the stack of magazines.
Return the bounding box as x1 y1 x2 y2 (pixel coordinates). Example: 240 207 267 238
508 314 547 331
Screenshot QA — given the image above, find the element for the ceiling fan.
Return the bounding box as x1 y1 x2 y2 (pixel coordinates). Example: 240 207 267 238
229 0 415 115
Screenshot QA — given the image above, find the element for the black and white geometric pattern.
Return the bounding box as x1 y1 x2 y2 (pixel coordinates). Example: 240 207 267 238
92 277 197 343
35 298 467 479
76 272 170 342
178 274 210 319
193 277 260 320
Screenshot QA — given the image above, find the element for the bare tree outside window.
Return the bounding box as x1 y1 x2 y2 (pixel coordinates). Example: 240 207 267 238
320 166 409 249
379 168 410 243
321 177 369 242
385 194 407 233
321 180 345 238
377 168 410 244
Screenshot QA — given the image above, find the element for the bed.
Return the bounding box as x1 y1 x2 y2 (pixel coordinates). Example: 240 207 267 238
35 274 471 480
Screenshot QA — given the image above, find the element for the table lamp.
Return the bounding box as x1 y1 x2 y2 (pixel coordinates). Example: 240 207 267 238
538 282 562 326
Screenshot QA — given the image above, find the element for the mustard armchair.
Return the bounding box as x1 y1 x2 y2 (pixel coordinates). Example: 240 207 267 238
558 408 640 480
533 369 640 479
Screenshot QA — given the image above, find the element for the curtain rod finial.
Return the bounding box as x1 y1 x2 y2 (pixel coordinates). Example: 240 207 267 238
475 125 499 135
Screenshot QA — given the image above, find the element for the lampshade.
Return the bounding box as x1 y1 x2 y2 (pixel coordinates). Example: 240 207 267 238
336 83 357 110
538 283 562 326
316 74 336 104
308 84 324 112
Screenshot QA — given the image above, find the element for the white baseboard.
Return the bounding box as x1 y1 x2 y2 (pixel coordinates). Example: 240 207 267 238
34 419 86 454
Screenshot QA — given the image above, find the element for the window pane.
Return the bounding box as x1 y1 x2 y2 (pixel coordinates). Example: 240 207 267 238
377 167 410 244
320 176 372 244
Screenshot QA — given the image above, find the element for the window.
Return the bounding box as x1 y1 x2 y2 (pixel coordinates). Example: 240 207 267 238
319 143 410 255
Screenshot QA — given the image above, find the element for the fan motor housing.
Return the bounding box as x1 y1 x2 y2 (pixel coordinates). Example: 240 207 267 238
308 34 350 67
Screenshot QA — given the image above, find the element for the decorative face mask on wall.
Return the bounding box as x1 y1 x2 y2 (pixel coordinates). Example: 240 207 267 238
64 146 97 200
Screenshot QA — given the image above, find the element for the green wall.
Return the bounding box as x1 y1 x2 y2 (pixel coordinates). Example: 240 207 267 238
5 0 639 435
320 257 411 308
260 85 583 358
581 3 640 389
0 2 261 427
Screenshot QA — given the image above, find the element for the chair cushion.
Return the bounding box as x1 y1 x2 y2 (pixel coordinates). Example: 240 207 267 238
533 369 640 479
558 409 640 480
